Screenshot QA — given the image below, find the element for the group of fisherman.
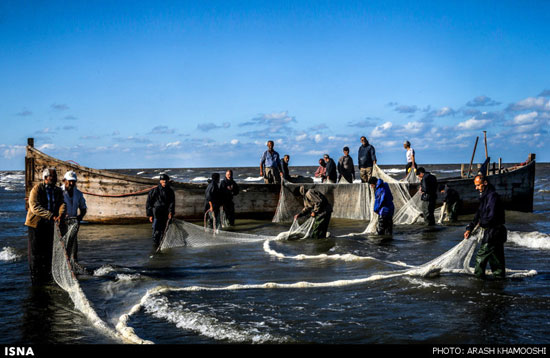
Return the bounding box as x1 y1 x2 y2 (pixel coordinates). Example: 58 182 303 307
24 136 508 286
25 168 87 285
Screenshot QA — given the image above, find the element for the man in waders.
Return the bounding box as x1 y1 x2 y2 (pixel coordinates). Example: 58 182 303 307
146 174 175 245
25 168 66 285
294 186 332 239
61 170 87 272
464 175 507 279
205 173 223 230
439 184 461 222
369 176 395 236
416 167 438 226
220 169 239 226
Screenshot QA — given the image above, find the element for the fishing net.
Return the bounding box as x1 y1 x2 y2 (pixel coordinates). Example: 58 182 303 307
51 219 152 344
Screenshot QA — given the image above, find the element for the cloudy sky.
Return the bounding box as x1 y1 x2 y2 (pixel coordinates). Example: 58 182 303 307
1 1 549 170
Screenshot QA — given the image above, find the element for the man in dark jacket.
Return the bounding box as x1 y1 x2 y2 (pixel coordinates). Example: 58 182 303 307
220 169 239 226
439 184 461 222
205 173 223 230
464 175 507 279
416 167 438 226
369 177 395 236
25 168 66 285
146 174 175 245
358 136 377 183
294 186 333 239
323 154 337 183
281 155 291 182
338 146 355 183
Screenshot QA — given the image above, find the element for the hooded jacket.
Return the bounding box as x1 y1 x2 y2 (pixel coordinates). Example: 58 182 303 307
373 179 395 217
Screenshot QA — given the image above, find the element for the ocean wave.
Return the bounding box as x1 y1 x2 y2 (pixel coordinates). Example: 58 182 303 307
0 247 22 262
382 168 405 174
244 177 263 182
190 176 210 182
507 231 550 250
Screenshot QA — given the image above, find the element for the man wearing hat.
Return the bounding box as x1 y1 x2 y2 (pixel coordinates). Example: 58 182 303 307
294 186 333 239
146 173 176 245
62 170 87 266
25 168 66 285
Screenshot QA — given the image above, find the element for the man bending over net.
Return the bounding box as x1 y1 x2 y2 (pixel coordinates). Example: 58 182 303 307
293 186 333 239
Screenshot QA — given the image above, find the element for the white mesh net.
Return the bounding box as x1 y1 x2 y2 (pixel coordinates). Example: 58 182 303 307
52 219 152 344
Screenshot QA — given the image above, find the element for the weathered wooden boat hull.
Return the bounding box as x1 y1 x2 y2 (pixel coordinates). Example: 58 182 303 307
25 141 535 224
25 145 281 223
438 159 536 214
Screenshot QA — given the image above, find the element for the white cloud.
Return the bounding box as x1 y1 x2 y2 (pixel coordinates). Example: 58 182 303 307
371 121 393 138
457 118 491 130
166 141 181 148
1 145 25 159
296 133 307 141
314 134 323 143
513 111 538 125
230 139 239 145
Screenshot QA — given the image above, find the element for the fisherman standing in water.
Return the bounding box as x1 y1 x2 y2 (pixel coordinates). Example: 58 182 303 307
416 167 438 226
220 169 239 226
204 173 223 230
294 186 333 239
464 175 507 279
358 136 377 183
61 170 87 268
25 168 66 285
146 174 175 245
439 184 461 222
260 140 283 184
368 176 395 236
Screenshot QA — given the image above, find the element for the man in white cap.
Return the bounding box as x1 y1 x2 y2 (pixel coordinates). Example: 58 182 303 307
62 170 87 267
25 168 66 285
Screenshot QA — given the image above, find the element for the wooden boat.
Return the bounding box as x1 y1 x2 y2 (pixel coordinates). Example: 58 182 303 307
25 139 280 223
24 138 536 224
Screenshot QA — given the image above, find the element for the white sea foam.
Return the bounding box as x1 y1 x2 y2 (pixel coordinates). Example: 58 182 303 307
382 168 405 174
190 176 210 182
507 231 550 250
136 171 145 175
142 294 289 343
0 247 22 262
244 176 263 182
93 265 117 276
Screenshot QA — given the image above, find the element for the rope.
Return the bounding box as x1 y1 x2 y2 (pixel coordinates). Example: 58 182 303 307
80 185 157 198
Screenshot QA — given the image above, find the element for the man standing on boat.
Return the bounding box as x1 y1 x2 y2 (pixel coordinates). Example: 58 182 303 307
220 169 239 226
324 154 338 183
294 186 333 239
464 175 507 279
368 176 395 236
403 140 417 177
416 167 438 226
260 140 283 184
338 146 356 183
282 155 292 182
358 136 377 183
25 168 66 285
146 174 175 245
61 171 87 269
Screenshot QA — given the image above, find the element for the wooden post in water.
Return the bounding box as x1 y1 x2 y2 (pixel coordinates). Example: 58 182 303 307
460 164 465 178
25 138 35 210
467 136 479 178
498 158 502 174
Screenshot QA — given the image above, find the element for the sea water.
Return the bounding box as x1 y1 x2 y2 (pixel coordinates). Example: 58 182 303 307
1 164 549 344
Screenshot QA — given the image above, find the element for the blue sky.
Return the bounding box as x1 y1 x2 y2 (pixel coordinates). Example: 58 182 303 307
1 1 549 169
